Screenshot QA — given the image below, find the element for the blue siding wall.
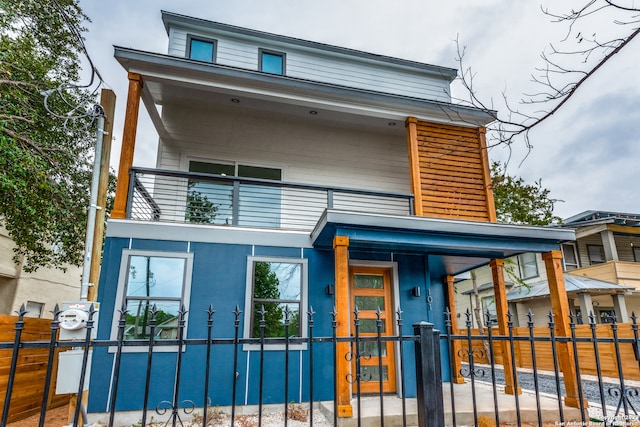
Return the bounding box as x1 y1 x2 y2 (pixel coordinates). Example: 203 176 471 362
88 237 448 412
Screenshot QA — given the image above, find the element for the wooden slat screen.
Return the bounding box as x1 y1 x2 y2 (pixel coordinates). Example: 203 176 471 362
0 315 67 423
414 121 494 221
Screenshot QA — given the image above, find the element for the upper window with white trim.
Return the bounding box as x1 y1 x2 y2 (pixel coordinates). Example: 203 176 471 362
517 252 539 280
259 49 285 75
244 256 307 346
187 35 216 62
561 243 579 271
113 250 193 343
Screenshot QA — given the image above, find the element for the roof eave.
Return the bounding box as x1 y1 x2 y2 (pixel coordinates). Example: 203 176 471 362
114 46 495 126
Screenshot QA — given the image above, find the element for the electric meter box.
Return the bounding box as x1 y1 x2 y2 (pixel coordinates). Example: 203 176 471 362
56 348 92 394
59 301 100 341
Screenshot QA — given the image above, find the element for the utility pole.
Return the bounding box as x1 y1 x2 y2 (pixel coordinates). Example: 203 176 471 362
88 89 116 302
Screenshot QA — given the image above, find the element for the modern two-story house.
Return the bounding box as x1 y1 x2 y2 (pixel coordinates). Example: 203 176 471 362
88 11 578 417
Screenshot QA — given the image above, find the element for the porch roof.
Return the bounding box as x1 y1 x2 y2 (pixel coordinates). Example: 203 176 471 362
507 273 635 302
114 46 495 131
312 209 575 277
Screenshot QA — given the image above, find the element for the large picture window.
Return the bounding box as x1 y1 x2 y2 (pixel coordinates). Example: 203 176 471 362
113 250 193 344
244 257 307 347
187 160 282 227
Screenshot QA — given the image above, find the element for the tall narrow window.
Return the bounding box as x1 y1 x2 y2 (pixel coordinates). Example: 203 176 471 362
517 252 539 280
187 35 216 62
244 257 307 343
114 251 193 343
259 49 285 75
561 243 580 270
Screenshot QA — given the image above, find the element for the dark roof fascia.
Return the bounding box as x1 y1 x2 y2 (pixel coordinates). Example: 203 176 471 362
562 210 640 227
114 46 495 125
161 10 458 81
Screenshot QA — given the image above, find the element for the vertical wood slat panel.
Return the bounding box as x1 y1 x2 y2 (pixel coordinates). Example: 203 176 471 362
0 316 66 424
413 121 494 222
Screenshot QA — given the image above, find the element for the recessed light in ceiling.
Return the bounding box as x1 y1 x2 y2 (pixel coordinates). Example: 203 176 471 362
309 110 318 115
231 98 240 103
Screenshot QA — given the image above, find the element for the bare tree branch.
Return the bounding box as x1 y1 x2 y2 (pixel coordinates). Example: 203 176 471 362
454 1 639 163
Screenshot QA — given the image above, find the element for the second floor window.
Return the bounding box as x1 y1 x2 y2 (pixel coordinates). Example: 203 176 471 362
587 245 606 265
187 161 282 227
517 252 539 280
259 49 285 75
561 243 579 270
187 35 216 62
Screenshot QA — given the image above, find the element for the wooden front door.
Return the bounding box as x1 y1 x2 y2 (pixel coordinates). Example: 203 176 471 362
350 266 396 393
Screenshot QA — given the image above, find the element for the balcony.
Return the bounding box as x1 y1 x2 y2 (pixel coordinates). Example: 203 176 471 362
570 260 640 289
125 167 415 231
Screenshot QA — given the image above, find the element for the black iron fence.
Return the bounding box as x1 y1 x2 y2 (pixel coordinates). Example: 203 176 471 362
126 167 415 229
0 304 441 427
3 305 640 426
446 308 640 427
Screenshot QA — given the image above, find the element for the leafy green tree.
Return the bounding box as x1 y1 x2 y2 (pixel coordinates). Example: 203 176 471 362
185 183 218 224
491 161 562 226
0 0 96 271
252 261 285 338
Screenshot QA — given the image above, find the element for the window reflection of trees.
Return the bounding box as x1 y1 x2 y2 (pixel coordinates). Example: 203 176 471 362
252 261 302 338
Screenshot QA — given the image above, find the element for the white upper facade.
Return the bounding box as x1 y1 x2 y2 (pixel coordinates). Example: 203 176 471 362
162 11 456 104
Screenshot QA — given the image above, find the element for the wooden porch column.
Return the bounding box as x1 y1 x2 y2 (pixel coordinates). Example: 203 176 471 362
444 275 464 384
334 236 352 417
543 250 587 409
111 73 143 219
405 117 424 216
490 259 521 395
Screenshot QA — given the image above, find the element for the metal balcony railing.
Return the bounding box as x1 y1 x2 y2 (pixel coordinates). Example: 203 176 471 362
125 167 414 230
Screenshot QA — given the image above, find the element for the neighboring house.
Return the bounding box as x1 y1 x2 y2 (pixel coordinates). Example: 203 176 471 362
88 11 575 416
0 225 82 319
456 211 640 327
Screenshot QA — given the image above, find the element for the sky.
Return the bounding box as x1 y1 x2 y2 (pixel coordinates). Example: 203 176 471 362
77 0 640 219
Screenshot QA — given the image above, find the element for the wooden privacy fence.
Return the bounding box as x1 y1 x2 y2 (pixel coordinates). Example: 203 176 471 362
462 323 640 380
0 314 67 424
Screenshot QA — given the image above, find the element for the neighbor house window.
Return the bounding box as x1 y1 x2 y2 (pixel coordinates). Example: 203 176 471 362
259 49 285 75
587 245 606 265
244 257 307 347
113 250 193 344
561 243 580 270
25 301 44 318
517 252 539 280
481 296 497 326
187 35 216 62
187 160 282 227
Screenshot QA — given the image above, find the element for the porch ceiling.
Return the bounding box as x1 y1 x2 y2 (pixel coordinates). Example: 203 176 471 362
114 46 494 135
312 210 576 277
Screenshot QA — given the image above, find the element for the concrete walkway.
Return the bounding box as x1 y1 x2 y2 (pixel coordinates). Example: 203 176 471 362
319 382 584 426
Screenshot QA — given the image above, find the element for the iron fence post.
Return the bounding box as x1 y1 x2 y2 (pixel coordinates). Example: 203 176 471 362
38 305 61 427
413 321 444 427
1 305 27 426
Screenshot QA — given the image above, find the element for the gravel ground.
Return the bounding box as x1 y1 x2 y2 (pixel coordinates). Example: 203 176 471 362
468 363 640 422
